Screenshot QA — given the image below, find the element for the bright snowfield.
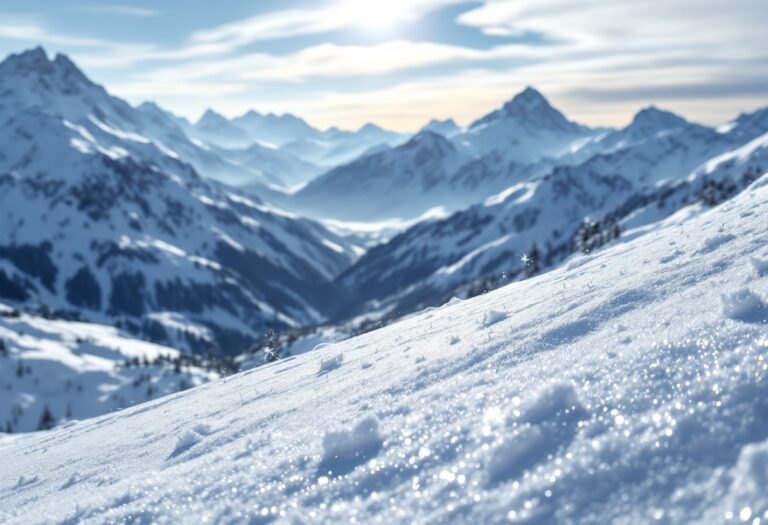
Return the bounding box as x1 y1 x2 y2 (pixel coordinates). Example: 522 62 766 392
0 174 766 524
0 305 220 433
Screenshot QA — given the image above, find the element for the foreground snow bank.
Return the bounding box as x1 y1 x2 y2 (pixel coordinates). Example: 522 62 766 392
1 178 767 523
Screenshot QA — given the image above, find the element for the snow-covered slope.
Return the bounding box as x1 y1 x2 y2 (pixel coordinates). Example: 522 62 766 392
0 48 358 354
0 302 222 434
334 109 757 319
1 174 766 524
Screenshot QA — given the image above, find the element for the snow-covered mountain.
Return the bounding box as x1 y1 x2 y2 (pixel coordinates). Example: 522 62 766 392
0 48 242 187
291 131 474 221
0 48 358 354
718 106 768 142
420 118 463 138
0 46 324 192
287 88 615 223
191 109 252 149
457 87 604 164
0 47 392 194
184 106 408 189
207 142 323 189
280 122 408 168
2 172 766 523
332 109 763 320
187 104 408 172
190 109 327 153
231 110 320 148
0 302 223 434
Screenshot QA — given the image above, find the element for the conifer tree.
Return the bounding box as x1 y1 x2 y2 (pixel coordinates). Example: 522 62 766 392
38 405 55 431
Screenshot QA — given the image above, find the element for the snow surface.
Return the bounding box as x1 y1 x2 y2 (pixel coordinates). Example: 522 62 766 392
0 305 219 433
1 173 767 524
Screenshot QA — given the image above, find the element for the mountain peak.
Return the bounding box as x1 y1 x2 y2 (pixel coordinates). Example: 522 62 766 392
403 130 454 153
422 118 461 138
425 118 458 128
470 86 583 135
1 47 89 80
512 86 548 104
502 86 556 118
627 106 689 133
197 109 229 127
10 46 48 62
358 122 385 134
1 46 53 74
138 100 163 113
0 47 100 107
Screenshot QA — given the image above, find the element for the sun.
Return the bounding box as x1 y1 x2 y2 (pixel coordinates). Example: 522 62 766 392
338 0 414 32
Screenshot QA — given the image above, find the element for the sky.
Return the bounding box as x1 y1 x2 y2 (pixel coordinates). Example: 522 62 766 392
0 0 766 132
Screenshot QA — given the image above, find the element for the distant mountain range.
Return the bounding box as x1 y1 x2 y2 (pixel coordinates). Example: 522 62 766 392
0 45 766 349
332 107 767 320
185 106 408 184
0 45 766 437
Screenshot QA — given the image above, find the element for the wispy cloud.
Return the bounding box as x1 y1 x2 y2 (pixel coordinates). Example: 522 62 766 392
191 0 465 50
74 5 160 17
121 40 536 85
0 20 156 59
457 0 768 58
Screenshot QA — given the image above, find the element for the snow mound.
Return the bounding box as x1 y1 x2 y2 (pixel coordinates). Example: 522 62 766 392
751 256 768 277
318 416 383 477
516 382 586 425
318 352 344 375
721 288 768 323
481 309 508 327
487 383 586 485
171 430 203 457
729 441 768 513
170 423 215 458
700 233 737 253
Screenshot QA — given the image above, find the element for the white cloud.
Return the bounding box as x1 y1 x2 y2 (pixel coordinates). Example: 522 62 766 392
126 40 536 84
458 0 768 57
191 0 465 49
76 5 160 17
0 23 115 49
112 80 248 99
